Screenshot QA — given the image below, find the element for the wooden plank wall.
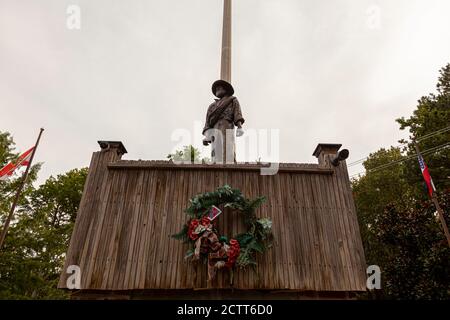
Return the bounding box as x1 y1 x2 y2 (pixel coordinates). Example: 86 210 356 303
58 147 367 292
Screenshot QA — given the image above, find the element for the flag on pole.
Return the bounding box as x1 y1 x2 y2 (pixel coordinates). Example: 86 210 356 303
0 147 35 181
417 153 436 197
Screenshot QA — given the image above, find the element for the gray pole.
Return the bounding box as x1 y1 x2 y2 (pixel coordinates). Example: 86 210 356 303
0 128 44 250
414 141 450 248
220 0 232 82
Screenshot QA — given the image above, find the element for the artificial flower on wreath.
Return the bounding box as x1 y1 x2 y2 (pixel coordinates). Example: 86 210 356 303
172 185 273 283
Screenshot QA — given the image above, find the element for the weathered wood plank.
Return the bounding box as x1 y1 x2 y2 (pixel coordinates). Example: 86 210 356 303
108 161 334 174
60 158 366 293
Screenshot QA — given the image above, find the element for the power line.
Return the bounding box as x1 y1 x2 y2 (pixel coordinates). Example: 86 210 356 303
347 141 407 167
347 125 450 167
416 125 450 142
350 143 449 178
367 143 448 174
349 142 450 179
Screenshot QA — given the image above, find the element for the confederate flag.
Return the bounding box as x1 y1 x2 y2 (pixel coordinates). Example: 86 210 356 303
417 153 436 197
0 147 35 181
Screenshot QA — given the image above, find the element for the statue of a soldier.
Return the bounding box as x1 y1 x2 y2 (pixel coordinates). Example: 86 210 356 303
203 80 244 164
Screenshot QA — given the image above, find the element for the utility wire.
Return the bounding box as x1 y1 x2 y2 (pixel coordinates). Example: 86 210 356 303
347 141 407 167
349 142 449 179
366 143 449 174
416 125 450 142
347 125 450 167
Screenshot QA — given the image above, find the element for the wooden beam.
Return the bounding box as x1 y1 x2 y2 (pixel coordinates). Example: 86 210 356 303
107 161 334 174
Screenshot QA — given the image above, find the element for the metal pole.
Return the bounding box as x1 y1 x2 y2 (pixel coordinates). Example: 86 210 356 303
414 141 450 248
431 194 450 247
220 0 232 82
0 128 44 250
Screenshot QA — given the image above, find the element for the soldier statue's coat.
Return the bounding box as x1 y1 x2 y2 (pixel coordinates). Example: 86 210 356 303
202 81 244 163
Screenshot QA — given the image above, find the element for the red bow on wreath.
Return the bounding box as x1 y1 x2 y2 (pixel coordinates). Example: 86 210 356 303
225 239 240 268
188 216 211 240
172 185 272 285
188 217 241 281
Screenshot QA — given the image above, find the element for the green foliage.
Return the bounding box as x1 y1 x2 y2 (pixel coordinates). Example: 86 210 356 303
167 145 209 163
0 167 87 299
172 224 189 242
374 192 450 299
352 147 413 267
353 64 450 300
184 248 195 260
0 132 15 165
436 63 450 95
236 247 257 268
173 185 273 270
0 131 88 299
396 63 450 197
234 233 254 246
0 132 41 227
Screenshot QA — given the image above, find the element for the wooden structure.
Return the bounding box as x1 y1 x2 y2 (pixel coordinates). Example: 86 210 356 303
58 141 367 299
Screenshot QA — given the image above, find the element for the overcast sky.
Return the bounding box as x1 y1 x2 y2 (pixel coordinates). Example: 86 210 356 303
1 0 450 184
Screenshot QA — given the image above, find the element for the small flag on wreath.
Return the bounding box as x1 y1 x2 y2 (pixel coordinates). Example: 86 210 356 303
208 205 222 221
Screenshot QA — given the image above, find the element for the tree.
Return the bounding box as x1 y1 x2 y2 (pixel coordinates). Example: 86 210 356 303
396 64 450 197
0 168 87 299
0 130 88 299
0 132 15 165
167 145 208 163
0 132 40 226
375 192 450 299
352 147 413 273
353 64 450 299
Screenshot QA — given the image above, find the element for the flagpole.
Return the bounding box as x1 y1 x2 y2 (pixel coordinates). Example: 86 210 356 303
431 194 450 247
0 128 44 250
220 0 232 82
414 140 450 248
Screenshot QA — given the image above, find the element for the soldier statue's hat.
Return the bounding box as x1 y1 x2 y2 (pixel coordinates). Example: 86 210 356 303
212 79 234 97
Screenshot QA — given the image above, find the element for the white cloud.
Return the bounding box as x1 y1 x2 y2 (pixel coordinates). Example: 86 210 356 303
1 0 449 184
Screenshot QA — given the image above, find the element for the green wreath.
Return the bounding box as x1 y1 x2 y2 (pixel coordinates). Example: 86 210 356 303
172 185 273 282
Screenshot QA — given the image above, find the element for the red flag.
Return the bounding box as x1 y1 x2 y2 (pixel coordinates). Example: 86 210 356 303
417 154 436 197
0 147 35 181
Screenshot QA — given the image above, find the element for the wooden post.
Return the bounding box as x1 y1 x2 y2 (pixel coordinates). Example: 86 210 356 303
220 0 232 82
0 128 44 250
58 140 127 289
414 141 450 248
431 194 450 247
